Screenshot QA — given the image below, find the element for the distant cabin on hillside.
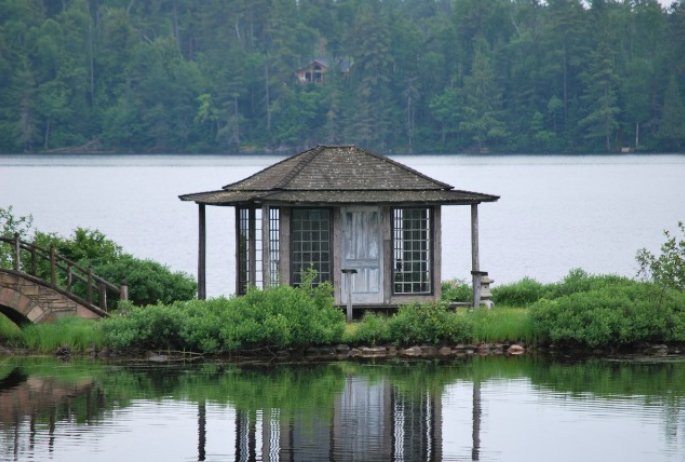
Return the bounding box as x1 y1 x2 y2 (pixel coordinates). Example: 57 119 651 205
180 145 499 312
295 58 352 83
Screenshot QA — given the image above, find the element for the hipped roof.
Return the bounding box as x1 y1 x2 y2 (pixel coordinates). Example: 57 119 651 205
179 145 499 206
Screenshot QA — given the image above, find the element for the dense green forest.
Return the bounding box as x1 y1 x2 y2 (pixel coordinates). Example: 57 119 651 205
1 0 684 154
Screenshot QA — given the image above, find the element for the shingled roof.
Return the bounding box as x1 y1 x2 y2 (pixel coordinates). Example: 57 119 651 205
179 145 499 206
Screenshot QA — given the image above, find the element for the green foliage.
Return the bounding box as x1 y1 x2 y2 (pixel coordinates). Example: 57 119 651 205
637 222 685 292
0 313 21 340
529 285 685 348
492 277 546 305
0 1 682 153
470 308 537 344
101 303 185 351
0 207 196 307
92 255 196 306
102 281 345 353
0 206 33 268
343 313 392 346
387 302 473 346
20 317 103 353
441 279 472 303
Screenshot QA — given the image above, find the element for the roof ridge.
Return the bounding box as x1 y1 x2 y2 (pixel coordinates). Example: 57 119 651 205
359 148 455 190
274 145 324 189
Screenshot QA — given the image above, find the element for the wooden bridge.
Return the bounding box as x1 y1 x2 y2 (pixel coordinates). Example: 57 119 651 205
0 235 128 325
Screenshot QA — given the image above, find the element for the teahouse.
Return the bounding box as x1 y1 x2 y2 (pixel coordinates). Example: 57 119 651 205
180 145 499 312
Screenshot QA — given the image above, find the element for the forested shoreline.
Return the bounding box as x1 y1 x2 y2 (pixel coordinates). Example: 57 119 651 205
1 0 684 155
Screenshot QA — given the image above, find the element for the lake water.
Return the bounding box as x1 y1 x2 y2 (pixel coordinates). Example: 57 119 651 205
2 356 685 462
1 153 684 297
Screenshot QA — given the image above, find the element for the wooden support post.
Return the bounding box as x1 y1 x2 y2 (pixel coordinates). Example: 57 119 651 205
13 233 20 271
87 266 93 304
120 279 129 302
50 246 57 285
98 283 107 311
198 204 207 300
262 205 270 287
67 264 73 292
248 207 257 289
30 246 37 276
342 269 357 323
471 204 481 310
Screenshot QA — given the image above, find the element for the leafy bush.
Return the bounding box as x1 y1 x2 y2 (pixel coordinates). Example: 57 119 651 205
93 255 196 306
101 303 185 351
492 277 546 305
441 279 472 302
102 280 346 353
529 285 685 348
0 206 33 269
637 221 685 292
387 302 473 345
344 313 392 346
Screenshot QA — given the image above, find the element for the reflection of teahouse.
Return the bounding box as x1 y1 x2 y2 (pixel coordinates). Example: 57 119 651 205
179 145 499 311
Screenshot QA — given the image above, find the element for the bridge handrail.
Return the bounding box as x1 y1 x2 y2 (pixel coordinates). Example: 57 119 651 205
0 234 128 312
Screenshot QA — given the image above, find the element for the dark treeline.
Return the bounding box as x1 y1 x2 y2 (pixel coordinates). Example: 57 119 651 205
1 0 684 154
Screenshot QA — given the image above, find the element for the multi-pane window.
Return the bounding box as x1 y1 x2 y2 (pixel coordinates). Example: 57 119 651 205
237 207 264 294
269 207 281 286
291 208 331 285
393 208 432 294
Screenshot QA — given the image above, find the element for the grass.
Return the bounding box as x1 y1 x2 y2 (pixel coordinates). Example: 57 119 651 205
20 317 104 353
469 306 536 344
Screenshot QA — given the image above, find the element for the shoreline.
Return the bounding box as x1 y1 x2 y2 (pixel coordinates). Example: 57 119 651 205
4 340 684 364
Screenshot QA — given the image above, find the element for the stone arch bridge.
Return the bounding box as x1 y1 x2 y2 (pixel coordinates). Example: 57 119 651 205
0 236 127 325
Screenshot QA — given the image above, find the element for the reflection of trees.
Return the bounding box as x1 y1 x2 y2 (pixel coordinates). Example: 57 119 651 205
4 357 685 461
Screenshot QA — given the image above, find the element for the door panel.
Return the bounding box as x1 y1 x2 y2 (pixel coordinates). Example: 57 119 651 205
341 207 383 304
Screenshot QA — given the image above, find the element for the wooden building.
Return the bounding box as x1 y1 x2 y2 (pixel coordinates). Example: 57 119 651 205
180 145 499 310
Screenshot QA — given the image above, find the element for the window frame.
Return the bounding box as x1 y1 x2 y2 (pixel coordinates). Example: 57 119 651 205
289 207 333 286
391 206 434 295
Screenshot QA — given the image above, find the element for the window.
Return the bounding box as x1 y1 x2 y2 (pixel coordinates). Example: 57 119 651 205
393 208 432 294
291 208 331 285
237 207 264 294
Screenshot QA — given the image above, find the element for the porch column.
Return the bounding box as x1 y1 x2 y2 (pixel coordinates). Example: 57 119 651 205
249 207 257 287
198 203 207 300
262 205 271 287
471 203 481 310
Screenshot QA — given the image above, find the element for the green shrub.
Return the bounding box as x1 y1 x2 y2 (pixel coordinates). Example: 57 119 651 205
529 285 685 348
344 313 392 346
93 255 197 306
492 277 546 305
637 221 685 292
102 303 186 351
387 302 473 345
102 280 345 353
441 279 472 302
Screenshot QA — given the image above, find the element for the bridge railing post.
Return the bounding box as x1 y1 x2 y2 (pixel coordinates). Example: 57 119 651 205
30 245 37 276
13 233 20 271
98 283 107 312
49 246 57 285
87 266 93 305
66 264 73 292
120 279 129 303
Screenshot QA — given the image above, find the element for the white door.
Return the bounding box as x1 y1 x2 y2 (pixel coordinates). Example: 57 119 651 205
341 206 383 304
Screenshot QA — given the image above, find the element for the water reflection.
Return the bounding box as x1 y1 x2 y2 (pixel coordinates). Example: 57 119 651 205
1 357 685 461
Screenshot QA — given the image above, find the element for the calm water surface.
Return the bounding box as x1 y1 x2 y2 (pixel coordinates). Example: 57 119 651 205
1 356 684 462
1 153 684 297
